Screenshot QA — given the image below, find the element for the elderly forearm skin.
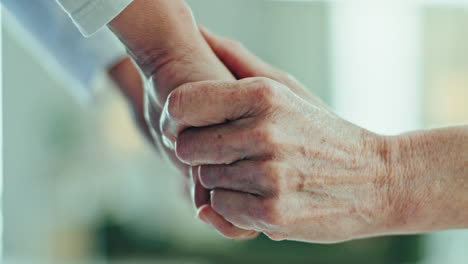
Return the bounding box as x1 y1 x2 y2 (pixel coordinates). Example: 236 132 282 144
385 126 468 234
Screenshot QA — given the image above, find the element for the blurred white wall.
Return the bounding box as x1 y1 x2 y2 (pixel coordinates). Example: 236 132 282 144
331 0 422 135
188 0 330 101
2 0 468 263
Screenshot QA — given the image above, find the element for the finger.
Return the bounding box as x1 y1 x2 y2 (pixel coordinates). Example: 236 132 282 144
144 92 190 172
211 189 265 231
175 120 269 166
195 167 260 240
160 77 278 146
109 57 156 145
193 167 259 240
191 166 210 208
199 161 274 196
200 27 315 102
197 204 259 240
200 26 278 80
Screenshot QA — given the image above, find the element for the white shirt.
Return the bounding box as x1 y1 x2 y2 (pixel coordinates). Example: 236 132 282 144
3 0 127 97
56 0 135 37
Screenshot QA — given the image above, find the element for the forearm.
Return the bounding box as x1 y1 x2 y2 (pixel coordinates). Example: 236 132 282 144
108 0 234 106
387 126 468 234
109 57 144 114
108 57 155 141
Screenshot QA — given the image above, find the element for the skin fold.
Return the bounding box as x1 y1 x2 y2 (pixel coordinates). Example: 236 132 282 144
108 0 468 243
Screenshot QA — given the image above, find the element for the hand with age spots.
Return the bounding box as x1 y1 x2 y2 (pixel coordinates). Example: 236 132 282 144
187 29 320 239
160 50 468 243
110 0 468 243
160 73 396 242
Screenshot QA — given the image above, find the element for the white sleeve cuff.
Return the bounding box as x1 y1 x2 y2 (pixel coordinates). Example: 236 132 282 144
56 0 134 37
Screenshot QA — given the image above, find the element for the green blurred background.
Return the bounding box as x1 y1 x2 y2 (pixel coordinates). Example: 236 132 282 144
3 0 468 263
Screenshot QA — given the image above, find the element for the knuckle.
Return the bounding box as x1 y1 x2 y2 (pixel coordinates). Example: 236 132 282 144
249 77 277 103
260 161 279 178
259 162 281 193
250 122 281 154
259 199 283 227
251 123 274 145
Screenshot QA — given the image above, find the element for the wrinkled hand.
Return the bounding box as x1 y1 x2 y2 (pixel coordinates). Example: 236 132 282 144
186 28 324 239
160 73 394 242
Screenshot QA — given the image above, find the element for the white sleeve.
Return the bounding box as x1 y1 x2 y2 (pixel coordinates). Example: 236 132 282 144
3 0 127 99
55 0 134 37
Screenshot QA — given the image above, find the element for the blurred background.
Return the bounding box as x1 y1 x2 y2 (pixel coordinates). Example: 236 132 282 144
2 0 468 263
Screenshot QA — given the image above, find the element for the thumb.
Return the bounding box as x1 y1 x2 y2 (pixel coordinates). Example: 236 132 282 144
200 26 277 80
200 26 315 102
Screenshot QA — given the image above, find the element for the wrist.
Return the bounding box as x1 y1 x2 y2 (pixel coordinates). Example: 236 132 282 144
108 0 234 107
379 128 468 235
375 133 424 234
108 57 144 113
108 0 199 76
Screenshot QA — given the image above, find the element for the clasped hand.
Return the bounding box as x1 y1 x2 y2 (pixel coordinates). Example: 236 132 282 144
110 0 467 245
158 74 393 243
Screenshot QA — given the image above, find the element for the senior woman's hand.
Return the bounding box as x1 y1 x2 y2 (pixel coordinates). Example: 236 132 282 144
160 76 396 243
161 69 468 243
109 0 467 241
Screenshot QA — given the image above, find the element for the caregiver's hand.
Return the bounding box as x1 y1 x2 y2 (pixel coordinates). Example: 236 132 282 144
109 0 258 240
160 76 393 243
109 0 467 243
